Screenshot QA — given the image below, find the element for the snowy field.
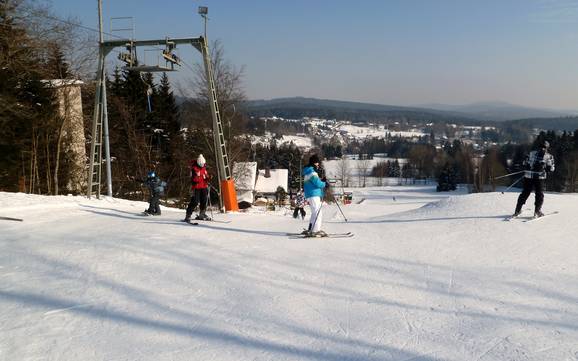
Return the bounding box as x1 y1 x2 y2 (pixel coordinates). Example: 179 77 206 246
337 124 386 139
1 187 578 361
336 124 427 140
324 157 412 187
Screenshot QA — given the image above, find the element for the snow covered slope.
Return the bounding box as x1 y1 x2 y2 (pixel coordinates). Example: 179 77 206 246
1 187 577 361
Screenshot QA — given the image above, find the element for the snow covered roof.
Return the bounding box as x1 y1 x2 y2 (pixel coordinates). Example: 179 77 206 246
41 79 84 88
254 169 288 193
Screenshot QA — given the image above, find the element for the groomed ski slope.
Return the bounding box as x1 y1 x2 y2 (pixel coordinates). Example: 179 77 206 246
1 186 577 361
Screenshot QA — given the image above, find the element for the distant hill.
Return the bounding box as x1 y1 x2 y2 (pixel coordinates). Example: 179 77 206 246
505 117 578 132
419 101 575 122
245 97 479 124
182 96 578 131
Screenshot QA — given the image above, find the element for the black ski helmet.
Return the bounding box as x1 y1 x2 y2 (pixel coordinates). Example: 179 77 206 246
309 154 320 166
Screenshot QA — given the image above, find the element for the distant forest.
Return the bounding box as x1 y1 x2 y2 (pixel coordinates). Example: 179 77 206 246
502 117 578 132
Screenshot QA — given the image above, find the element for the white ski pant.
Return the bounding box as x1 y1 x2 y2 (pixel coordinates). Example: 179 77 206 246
307 196 323 232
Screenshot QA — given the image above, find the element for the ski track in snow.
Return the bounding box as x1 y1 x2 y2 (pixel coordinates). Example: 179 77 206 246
43 303 95 316
1 188 578 360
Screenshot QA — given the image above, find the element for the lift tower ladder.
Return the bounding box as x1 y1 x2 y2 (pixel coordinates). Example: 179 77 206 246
196 36 231 182
87 0 109 199
87 68 105 198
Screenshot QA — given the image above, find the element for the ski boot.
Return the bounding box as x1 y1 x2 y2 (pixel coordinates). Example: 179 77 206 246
195 212 211 221
534 210 544 218
301 224 313 235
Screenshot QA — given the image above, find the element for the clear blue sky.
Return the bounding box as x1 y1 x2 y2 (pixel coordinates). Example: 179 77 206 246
50 0 578 109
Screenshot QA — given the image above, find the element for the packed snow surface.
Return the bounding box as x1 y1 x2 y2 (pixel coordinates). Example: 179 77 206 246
1 187 577 361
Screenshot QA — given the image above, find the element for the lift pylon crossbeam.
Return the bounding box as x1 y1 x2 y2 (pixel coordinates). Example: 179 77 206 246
126 65 176 72
102 37 203 54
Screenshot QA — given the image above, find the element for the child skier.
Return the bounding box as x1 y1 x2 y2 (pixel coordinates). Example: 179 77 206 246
293 190 306 220
302 154 328 237
144 171 166 215
184 154 211 222
512 140 555 218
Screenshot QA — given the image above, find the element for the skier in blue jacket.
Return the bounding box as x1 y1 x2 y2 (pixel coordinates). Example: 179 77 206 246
303 154 328 237
144 171 166 215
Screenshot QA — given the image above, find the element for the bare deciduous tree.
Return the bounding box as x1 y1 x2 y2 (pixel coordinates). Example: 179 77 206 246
356 158 371 187
179 40 247 164
336 156 351 188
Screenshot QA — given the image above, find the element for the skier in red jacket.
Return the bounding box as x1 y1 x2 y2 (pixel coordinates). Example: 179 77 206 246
184 154 211 222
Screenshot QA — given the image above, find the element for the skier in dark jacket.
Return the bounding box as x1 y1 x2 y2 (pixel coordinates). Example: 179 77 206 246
184 154 211 222
144 171 165 215
513 140 555 218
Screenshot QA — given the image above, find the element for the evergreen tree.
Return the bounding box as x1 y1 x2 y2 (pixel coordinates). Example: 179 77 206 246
388 160 401 177
109 66 124 96
45 45 71 79
437 163 457 192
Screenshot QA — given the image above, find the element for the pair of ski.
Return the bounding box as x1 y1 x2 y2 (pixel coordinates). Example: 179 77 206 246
286 231 353 239
182 218 231 225
504 211 559 222
140 212 161 217
138 212 231 225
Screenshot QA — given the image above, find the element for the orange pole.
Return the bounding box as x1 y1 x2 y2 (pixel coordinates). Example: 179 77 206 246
221 179 239 211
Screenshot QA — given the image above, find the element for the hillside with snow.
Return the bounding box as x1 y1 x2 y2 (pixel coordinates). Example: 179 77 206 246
1 187 577 361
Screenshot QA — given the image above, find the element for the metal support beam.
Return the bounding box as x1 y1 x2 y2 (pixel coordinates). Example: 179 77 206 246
102 37 203 52
88 0 112 199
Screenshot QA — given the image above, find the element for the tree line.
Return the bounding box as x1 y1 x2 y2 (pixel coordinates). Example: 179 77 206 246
328 131 578 193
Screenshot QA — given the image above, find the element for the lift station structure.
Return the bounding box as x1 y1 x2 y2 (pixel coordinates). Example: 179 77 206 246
87 1 238 211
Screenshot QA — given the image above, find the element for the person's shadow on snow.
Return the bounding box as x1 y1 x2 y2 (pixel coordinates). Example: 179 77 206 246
150 220 291 237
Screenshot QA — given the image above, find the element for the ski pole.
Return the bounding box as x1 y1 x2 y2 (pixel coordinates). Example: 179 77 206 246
207 185 214 220
334 196 348 222
501 175 525 194
493 170 525 181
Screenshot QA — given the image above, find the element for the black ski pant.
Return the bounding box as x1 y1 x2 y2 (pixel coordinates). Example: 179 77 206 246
186 188 208 217
293 207 306 219
515 178 544 213
147 193 161 214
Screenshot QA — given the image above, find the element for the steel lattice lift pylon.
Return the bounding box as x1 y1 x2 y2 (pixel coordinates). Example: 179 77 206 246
88 1 238 211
